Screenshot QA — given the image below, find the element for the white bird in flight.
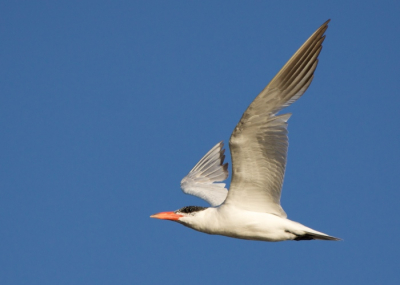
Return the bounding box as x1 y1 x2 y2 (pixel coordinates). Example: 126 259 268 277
151 20 340 242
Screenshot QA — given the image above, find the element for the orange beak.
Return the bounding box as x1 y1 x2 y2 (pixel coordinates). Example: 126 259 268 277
150 211 183 221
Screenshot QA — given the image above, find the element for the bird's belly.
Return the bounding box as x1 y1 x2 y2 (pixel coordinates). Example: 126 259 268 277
195 210 295 242
209 223 292 242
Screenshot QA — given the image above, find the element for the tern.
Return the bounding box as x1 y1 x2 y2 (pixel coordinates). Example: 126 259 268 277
151 20 340 242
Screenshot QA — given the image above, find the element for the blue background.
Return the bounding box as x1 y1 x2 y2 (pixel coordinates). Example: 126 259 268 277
1 1 399 284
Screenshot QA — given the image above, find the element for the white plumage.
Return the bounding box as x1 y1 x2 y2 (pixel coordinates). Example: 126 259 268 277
151 20 340 242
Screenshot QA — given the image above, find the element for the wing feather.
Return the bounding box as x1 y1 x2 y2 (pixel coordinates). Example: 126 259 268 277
223 20 330 217
181 142 229 206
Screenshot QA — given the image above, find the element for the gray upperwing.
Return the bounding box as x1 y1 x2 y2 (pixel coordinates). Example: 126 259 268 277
224 20 330 217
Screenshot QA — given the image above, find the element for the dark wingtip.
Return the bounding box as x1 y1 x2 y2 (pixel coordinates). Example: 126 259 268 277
223 162 229 178
219 140 229 176
219 141 227 166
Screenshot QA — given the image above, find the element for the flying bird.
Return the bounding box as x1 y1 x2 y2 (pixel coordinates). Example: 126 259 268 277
151 20 340 242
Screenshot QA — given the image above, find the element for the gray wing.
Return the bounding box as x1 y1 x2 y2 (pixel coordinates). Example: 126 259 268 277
223 20 330 218
181 142 229 206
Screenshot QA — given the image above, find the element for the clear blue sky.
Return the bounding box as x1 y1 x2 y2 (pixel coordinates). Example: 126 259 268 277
1 1 399 284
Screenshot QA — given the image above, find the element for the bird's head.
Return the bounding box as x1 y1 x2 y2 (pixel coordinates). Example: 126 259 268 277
150 206 208 225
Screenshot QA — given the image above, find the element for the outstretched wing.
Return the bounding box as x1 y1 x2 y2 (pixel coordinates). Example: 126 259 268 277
223 20 330 217
181 142 229 206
